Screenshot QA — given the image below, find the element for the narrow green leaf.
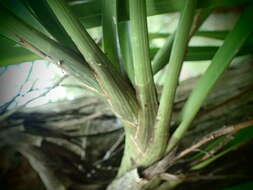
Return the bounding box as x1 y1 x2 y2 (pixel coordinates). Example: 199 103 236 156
149 31 228 41
118 22 135 84
0 0 47 33
23 0 77 50
71 0 252 28
154 0 197 153
0 35 39 66
191 145 236 170
151 33 175 74
149 33 171 40
167 4 253 152
102 0 121 71
196 30 228 40
0 6 99 92
150 45 253 61
150 46 218 61
152 7 212 74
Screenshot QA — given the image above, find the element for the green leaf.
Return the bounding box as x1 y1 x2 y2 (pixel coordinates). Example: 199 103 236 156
118 22 134 84
0 35 39 66
150 46 253 61
152 8 213 74
71 0 252 28
23 0 77 50
0 6 99 91
149 30 228 41
196 30 228 40
151 33 174 74
167 4 253 152
0 0 47 34
102 0 121 71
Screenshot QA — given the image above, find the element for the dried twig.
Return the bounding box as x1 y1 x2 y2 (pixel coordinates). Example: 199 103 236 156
144 119 253 179
192 135 234 165
174 119 253 161
143 148 178 179
0 63 34 113
0 75 68 122
102 133 124 160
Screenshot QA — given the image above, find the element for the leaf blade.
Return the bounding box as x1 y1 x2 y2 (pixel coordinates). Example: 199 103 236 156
167 4 253 152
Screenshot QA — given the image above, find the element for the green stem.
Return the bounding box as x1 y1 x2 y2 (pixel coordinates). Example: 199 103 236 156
129 0 158 150
118 0 162 175
153 0 197 153
152 7 212 75
47 0 139 127
152 33 175 74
